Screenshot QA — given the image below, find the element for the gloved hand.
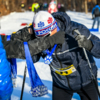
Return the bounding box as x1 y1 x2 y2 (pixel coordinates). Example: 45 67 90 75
47 30 65 47
75 34 93 51
11 27 31 42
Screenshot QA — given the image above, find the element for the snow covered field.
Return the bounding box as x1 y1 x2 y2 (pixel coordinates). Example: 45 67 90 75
0 11 100 100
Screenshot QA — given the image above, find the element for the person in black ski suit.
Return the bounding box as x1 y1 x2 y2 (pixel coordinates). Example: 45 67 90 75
24 11 100 100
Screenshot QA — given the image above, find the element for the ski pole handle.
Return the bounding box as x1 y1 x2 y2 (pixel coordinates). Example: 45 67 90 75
74 29 92 69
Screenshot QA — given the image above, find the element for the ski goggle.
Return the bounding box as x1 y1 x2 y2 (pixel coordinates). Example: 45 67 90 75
50 64 76 76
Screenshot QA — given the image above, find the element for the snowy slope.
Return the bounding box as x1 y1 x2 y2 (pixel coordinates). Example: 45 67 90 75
0 11 100 100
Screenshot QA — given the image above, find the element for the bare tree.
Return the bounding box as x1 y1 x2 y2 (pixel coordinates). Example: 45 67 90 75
0 0 99 17
73 0 76 11
92 0 97 4
85 0 88 13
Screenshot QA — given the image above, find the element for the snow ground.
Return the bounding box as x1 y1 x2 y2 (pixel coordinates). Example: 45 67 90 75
0 10 100 100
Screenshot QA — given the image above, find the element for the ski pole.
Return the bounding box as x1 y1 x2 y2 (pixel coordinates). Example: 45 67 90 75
74 29 100 98
20 64 27 100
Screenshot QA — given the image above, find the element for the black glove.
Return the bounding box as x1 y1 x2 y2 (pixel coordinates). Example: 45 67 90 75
47 30 65 47
75 34 93 51
11 27 31 41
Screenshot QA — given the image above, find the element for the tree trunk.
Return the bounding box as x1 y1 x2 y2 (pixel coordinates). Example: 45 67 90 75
92 0 97 4
73 0 76 11
85 0 88 13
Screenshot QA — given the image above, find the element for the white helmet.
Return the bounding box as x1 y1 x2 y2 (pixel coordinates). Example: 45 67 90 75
33 11 58 37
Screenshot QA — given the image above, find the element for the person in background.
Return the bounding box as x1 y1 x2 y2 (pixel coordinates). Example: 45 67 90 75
48 0 57 14
57 3 61 9
31 1 40 14
43 2 48 11
58 4 66 13
92 3 100 29
21 1 25 12
28 11 100 100
39 2 43 11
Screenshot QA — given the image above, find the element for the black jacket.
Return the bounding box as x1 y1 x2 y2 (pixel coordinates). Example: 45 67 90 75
1 34 51 59
29 12 100 91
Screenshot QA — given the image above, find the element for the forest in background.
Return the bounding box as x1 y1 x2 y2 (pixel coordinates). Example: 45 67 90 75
0 0 100 16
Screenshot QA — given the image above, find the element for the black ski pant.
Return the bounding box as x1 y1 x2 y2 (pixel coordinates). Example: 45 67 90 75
52 81 98 100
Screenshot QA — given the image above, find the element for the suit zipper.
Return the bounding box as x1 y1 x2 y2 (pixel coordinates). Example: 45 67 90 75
66 76 73 90
55 45 73 90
